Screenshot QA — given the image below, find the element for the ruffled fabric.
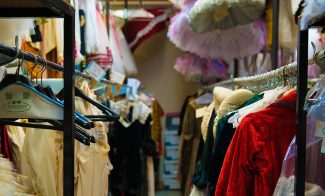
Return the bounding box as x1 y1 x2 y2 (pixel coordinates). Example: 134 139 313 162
167 3 266 59
174 53 228 83
188 0 266 33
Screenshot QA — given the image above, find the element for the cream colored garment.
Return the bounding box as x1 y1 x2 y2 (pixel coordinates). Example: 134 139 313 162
74 81 111 196
116 100 152 128
147 156 155 196
228 87 287 128
279 0 298 51
274 176 325 196
6 124 26 172
201 101 215 142
213 87 234 112
213 89 254 139
203 86 234 141
189 185 205 196
21 125 63 196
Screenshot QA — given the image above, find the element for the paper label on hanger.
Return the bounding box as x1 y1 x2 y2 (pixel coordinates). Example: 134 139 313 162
196 106 207 118
110 70 126 85
84 61 106 82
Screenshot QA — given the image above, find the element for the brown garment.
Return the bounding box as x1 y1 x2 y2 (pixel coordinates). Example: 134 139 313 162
150 100 164 143
178 99 206 196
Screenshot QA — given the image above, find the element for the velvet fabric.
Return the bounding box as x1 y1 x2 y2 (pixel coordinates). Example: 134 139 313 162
215 92 297 196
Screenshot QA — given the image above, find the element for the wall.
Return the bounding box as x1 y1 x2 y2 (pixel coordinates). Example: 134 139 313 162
133 30 197 113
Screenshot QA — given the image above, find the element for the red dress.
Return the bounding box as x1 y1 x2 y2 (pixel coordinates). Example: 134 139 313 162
215 92 297 196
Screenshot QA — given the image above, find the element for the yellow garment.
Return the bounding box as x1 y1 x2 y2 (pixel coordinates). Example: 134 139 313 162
21 125 63 196
151 100 164 143
213 89 254 139
6 124 26 172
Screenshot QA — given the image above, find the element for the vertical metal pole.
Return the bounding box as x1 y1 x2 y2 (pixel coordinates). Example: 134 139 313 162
63 13 75 196
106 0 110 37
295 29 308 196
124 0 128 35
271 0 279 70
233 59 239 78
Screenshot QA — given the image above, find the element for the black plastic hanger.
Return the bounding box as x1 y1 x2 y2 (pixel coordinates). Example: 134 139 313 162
57 86 120 122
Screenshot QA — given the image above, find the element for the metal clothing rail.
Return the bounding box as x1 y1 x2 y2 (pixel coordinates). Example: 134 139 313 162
204 49 324 90
271 0 279 70
0 1 75 195
0 43 117 85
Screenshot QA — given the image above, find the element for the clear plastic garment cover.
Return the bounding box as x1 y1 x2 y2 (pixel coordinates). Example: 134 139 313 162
274 75 325 195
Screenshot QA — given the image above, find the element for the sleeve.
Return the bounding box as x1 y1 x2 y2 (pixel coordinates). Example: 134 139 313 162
215 115 265 196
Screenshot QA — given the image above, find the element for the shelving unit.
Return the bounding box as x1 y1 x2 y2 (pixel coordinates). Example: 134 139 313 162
296 16 325 196
0 1 76 195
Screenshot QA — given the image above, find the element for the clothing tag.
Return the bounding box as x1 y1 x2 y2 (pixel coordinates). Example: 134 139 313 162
89 77 98 89
315 121 325 138
315 121 325 154
127 78 141 100
84 61 106 82
196 106 207 118
114 84 122 97
322 139 325 154
106 84 113 99
110 70 126 85
76 77 86 88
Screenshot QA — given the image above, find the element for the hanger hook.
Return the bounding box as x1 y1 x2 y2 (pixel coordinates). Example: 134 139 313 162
38 56 47 86
29 54 38 83
15 49 24 83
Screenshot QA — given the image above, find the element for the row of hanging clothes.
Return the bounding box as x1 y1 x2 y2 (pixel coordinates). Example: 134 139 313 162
0 48 120 195
107 81 164 196
0 42 164 196
177 51 325 196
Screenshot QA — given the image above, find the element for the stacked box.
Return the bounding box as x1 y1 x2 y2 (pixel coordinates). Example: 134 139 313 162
162 113 181 190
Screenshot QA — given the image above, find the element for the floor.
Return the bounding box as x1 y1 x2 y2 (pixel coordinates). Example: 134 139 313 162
155 190 182 196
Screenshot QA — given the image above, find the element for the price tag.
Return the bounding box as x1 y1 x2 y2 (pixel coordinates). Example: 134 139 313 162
196 106 207 118
111 70 126 85
84 61 107 82
127 78 141 100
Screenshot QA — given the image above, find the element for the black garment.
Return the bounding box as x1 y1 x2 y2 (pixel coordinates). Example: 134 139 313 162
207 113 236 196
207 93 264 196
192 110 217 189
109 117 154 196
79 9 86 56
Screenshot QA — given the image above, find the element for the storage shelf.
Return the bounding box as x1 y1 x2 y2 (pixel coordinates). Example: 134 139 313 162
0 0 74 17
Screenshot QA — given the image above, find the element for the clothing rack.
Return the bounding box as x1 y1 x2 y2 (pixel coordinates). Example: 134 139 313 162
0 43 117 86
0 1 75 195
296 15 325 196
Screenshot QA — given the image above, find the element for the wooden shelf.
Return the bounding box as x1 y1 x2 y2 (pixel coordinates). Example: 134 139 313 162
0 0 74 17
